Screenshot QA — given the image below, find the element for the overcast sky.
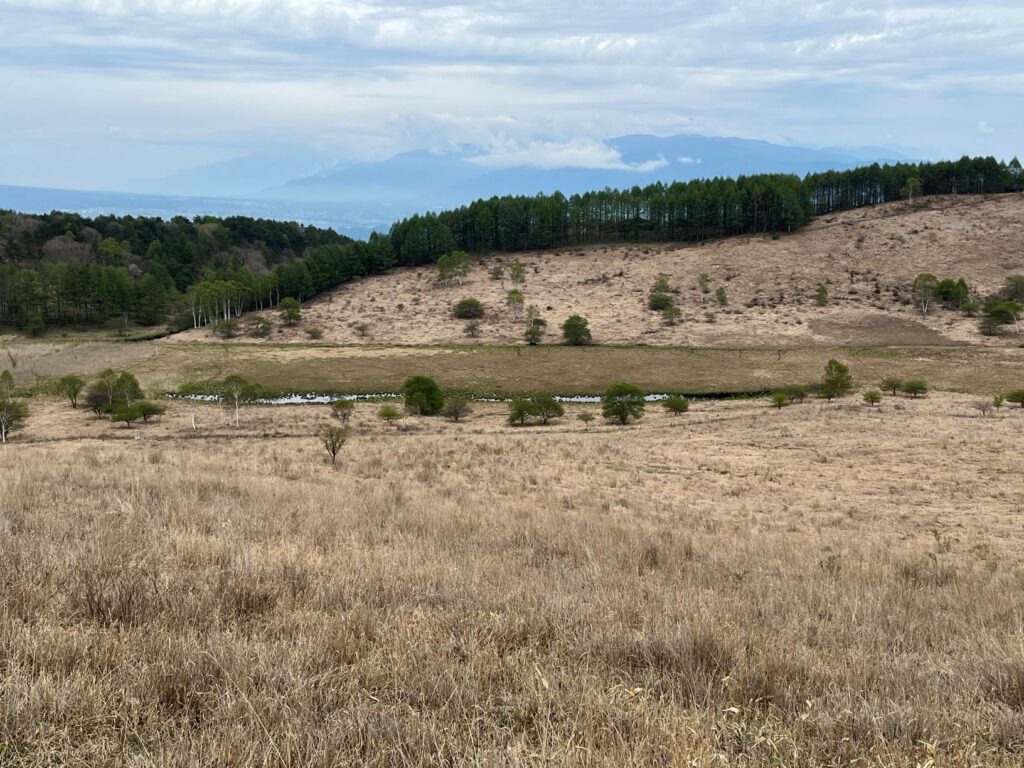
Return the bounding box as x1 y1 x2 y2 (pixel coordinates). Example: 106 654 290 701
1 0 1022 189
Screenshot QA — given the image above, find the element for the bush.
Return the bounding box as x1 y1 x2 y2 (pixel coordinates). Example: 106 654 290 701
662 305 682 325
305 327 323 340
507 397 537 426
110 404 143 428
57 374 85 408
602 382 645 425
578 412 595 429
901 380 928 398
1005 389 1024 408
815 284 829 306
442 397 472 422
464 321 481 338
880 378 903 396
561 315 592 345
820 359 853 401
982 299 1021 332
648 292 673 311
993 394 1005 410
507 394 563 426
698 273 710 294
0 396 28 444
662 395 690 415
452 298 485 319
137 401 166 422
330 399 355 424
862 390 882 406
248 317 272 337
532 394 565 425
402 376 444 416
770 391 789 409
715 286 728 306
651 274 672 294
213 319 240 339
783 385 808 403
321 426 349 468
278 297 301 326
378 404 403 425
524 325 543 345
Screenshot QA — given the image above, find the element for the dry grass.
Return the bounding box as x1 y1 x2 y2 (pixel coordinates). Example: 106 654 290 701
5 339 1024 397
2 394 1024 765
172 194 1024 348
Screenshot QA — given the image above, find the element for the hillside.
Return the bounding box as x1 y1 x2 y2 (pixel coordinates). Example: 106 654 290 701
171 195 1024 349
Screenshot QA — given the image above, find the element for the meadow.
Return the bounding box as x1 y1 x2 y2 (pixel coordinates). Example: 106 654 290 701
2 394 1023 765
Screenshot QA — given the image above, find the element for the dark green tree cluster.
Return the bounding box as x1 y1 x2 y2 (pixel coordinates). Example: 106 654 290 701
805 156 1021 214
0 209 395 332
388 157 1020 259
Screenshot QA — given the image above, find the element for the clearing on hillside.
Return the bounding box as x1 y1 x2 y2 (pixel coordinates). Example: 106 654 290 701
171 194 1024 348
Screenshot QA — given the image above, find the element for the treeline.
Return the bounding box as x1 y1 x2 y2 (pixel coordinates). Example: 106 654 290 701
2 157 1022 331
389 156 1023 263
0 209 398 332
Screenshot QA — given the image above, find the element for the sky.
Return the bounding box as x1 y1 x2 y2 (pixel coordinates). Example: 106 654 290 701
1 0 1022 190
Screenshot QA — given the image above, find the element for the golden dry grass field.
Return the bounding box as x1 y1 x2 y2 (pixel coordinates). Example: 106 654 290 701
2 395 1024 765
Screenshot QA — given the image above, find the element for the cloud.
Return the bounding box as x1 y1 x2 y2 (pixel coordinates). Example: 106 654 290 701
677 156 702 165
0 0 1022 187
469 138 669 171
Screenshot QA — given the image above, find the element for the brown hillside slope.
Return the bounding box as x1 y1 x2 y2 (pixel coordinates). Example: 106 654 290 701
182 194 1022 348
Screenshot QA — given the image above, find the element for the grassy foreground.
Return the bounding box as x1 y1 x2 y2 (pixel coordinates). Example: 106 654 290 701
4 339 1024 396
1 396 1023 765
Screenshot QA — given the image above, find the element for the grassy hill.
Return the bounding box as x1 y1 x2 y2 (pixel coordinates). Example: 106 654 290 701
173 195 1024 349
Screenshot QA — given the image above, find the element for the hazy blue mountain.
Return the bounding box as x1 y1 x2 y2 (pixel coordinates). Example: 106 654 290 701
127 145 335 199
0 184 397 240
0 134 916 239
274 134 914 206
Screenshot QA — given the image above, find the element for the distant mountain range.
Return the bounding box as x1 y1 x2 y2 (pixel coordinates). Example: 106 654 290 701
264 134 912 206
3 134 916 238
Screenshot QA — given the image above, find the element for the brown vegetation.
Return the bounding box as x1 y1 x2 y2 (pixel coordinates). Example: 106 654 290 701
1 395 1023 764
172 195 1024 348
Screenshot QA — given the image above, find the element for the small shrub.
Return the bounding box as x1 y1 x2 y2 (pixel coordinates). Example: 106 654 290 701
464 321 482 338
248 317 272 337
524 325 543 345
783 385 808 403
648 292 673 311
561 315 592 346
816 284 829 306
212 320 240 339
137 401 166 422
602 382 645 425
453 298 485 319
715 286 728 306
508 397 537 426
880 377 903 396
378 404 403 425
305 327 323 340
330 400 355 424
1005 389 1024 408
901 380 928 398
278 297 301 326
402 376 444 416
770 391 789 409
578 412 595 429
993 394 1005 410
663 395 690 415
321 426 349 468
821 359 853 401
862 390 882 406
662 305 682 325
442 397 472 422
698 273 710 294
